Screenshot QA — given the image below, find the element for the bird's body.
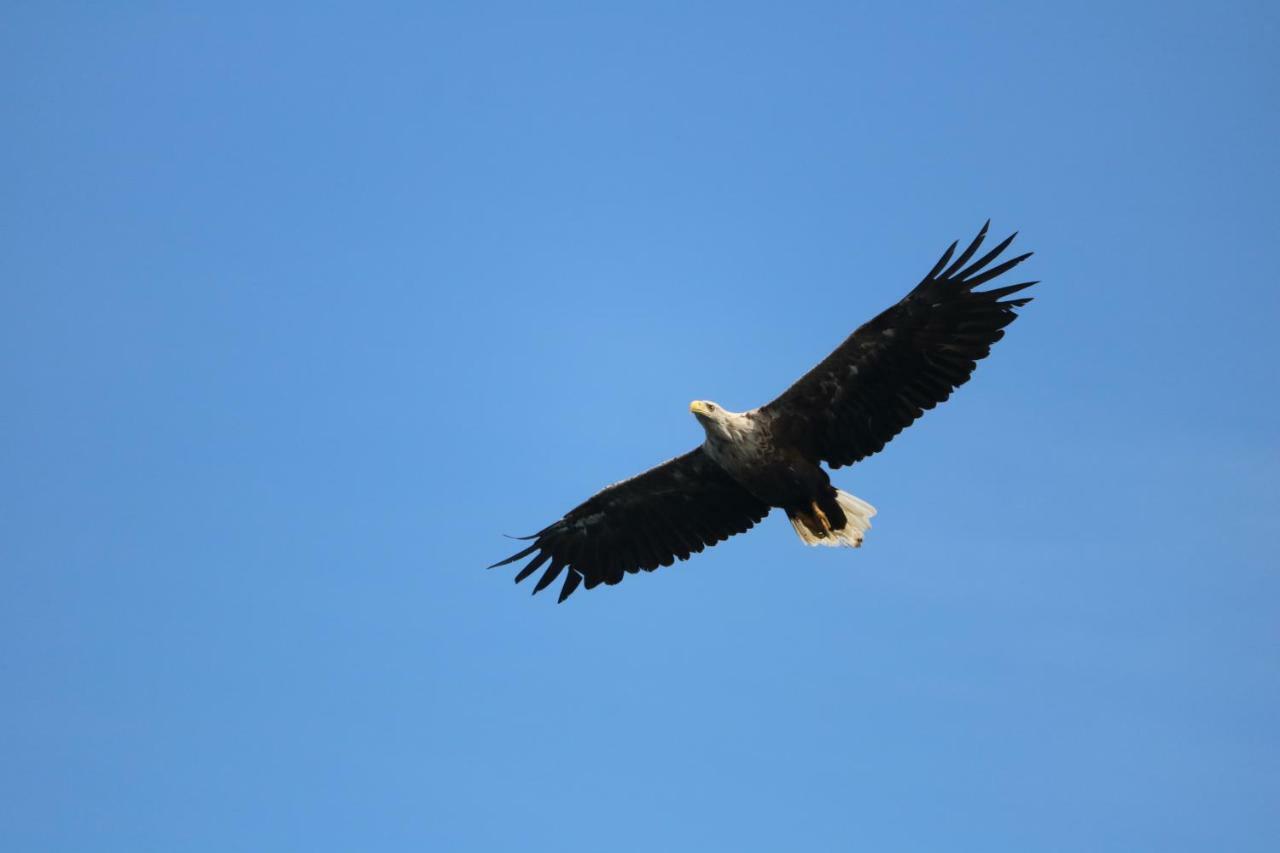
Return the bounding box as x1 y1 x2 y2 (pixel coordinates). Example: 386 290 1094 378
691 402 873 546
490 223 1037 601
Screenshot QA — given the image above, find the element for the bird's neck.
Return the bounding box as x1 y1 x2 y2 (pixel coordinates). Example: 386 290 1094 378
706 410 756 444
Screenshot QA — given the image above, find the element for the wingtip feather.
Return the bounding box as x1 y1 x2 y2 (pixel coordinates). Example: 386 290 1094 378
514 551 550 583
488 541 539 569
925 240 959 280
956 231 1018 282
533 558 567 594
941 220 992 279
557 570 583 603
985 280 1038 300
964 251 1033 289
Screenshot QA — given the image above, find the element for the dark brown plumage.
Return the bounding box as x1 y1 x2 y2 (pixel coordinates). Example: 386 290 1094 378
490 222 1036 601
490 449 769 603
763 221 1035 468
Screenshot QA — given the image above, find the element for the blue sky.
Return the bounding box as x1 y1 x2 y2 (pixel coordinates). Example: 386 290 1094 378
2 2 1277 850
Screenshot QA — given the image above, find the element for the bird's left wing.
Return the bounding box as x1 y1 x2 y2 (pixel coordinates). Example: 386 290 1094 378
489 448 770 601
760 222 1036 469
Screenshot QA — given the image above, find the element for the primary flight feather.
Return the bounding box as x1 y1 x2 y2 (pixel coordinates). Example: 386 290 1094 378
490 222 1037 601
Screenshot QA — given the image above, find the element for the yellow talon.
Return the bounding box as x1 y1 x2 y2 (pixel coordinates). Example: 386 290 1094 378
812 502 833 533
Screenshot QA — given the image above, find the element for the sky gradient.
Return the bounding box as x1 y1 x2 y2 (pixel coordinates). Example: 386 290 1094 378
3 2 1277 850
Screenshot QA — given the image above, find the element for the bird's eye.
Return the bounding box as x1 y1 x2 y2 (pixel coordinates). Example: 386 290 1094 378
706 403 715 410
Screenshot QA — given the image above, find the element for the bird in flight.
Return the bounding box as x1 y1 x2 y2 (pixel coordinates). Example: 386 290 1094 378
490 222 1036 601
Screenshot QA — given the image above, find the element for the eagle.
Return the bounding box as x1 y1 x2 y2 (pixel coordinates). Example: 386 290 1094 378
490 222 1036 601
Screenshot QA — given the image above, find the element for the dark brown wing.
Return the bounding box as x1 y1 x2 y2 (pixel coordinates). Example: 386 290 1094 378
761 222 1036 469
489 448 770 601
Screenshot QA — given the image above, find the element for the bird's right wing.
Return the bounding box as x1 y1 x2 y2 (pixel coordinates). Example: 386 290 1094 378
489 448 770 601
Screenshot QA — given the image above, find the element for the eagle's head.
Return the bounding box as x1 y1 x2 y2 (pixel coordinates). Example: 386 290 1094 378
689 399 725 425
690 400 752 443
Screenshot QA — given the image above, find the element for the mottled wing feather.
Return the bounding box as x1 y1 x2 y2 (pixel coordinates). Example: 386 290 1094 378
489 448 770 601
762 222 1036 469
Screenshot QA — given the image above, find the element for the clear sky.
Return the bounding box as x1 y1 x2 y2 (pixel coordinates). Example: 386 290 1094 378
3 2 1277 851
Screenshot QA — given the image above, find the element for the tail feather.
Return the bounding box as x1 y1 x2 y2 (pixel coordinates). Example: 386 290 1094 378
787 490 876 548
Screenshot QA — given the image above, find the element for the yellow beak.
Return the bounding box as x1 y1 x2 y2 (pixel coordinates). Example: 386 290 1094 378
689 400 711 416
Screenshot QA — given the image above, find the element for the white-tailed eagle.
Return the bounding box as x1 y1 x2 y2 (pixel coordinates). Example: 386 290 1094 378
491 222 1036 601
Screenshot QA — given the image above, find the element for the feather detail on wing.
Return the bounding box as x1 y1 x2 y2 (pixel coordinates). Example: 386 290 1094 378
761 222 1037 468
488 448 770 601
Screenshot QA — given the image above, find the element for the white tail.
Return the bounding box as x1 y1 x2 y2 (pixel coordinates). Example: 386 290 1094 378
788 490 877 548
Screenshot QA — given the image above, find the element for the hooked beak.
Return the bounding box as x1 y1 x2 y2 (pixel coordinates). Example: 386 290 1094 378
689 400 712 416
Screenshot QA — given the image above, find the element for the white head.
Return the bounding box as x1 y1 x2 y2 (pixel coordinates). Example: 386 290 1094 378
689 400 753 442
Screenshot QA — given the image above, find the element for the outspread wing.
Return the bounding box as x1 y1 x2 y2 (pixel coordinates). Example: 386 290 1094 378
761 222 1036 469
489 448 770 601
